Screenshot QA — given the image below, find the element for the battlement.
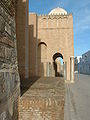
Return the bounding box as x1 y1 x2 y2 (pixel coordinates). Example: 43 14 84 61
38 13 72 20
39 13 72 16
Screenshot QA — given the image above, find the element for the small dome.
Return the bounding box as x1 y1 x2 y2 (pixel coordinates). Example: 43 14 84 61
49 7 67 15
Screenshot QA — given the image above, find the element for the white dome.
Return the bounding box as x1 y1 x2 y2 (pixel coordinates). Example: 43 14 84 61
49 7 67 15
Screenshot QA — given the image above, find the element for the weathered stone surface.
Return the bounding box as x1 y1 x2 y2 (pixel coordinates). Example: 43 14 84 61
0 1 20 120
18 77 65 120
0 0 16 16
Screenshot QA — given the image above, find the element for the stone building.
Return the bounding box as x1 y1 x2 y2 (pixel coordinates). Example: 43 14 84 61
28 8 74 81
0 0 74 119
78 50 90 75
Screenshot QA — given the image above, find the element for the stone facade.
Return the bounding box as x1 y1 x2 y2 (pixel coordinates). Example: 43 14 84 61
0 1 20 120
16 6 74 81
28 11 74 80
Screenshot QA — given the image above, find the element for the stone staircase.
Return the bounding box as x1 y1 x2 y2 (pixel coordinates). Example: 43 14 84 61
18 77 65 120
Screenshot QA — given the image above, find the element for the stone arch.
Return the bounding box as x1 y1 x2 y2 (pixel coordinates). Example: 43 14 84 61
38 42 47 61
38 42 47 76
52 52 64 77
38 42 47 47
53 52 63 61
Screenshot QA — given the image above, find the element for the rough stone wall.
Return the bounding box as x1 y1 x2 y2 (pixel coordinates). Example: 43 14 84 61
0 1 20 120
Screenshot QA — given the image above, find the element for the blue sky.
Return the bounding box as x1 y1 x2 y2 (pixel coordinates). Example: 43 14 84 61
29 0 90 56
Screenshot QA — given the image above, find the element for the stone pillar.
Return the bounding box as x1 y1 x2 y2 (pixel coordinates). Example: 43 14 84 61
15 0 29 79
29 13 38 76
25 0 29 78
51 62 55 77
70 56 74 83
46 62 49 77
63 62 67 80
56 60 61 74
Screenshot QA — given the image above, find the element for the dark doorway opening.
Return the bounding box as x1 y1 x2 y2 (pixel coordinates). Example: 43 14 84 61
53 52 64 77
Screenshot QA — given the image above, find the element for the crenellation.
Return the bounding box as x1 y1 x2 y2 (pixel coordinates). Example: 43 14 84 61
39 14 71 21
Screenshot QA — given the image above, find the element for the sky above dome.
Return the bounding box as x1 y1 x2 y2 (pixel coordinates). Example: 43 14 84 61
29 0 90 56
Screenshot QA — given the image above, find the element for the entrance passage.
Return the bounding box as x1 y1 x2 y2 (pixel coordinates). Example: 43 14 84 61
53 52 64 77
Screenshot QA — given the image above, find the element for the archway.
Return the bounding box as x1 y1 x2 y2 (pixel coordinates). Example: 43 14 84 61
53 52 64 77
38 42 47 76
38 42 47 62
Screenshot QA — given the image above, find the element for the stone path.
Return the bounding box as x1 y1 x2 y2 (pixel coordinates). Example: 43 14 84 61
19 77 65 120
64 74 90 120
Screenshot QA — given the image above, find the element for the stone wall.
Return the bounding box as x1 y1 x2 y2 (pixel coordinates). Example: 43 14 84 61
15 0 29 79
0 1 20 120
29 13 38 76
37 14 74 80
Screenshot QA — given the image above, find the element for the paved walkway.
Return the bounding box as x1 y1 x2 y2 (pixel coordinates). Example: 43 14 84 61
19 77 65 120
64 74 90 120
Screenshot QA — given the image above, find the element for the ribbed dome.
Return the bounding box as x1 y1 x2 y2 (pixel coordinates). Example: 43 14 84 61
49 7 67 15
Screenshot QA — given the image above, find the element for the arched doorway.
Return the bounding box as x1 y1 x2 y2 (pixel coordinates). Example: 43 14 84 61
38 42 47 76
53 52 64 77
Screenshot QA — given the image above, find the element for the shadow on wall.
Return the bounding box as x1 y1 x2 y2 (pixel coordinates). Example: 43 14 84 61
29 25 37 77
20 76 40 96
20 25 44 96
38 40 45 76
20 25 40 96
29 25 44 77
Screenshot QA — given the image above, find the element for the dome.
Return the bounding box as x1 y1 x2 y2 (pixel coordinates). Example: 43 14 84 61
49 7 67 15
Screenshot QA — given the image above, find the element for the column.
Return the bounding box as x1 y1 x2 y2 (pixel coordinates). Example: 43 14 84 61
63 62 67 80
46 62 49 77
70 56 74 83
15 0 29 78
